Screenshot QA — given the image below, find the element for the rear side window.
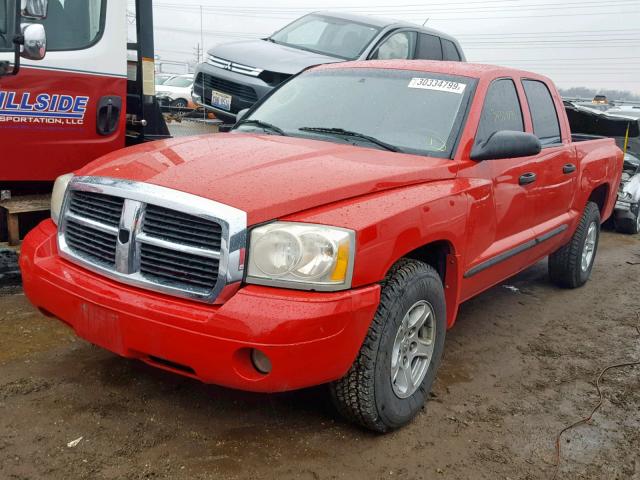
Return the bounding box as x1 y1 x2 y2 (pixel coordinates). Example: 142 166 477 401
476 79 524 145
370 31 417 60
36 0 105 51
522 80 562 146
415 34 443 60
442 39 461 61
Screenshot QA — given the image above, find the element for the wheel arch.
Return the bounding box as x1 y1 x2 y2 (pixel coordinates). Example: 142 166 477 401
587 182 611 220
388 238 463 329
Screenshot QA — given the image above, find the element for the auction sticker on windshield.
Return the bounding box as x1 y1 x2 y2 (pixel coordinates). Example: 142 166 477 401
408 78 466 94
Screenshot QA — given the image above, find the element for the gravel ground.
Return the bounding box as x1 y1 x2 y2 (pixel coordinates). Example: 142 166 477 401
0 231 638 480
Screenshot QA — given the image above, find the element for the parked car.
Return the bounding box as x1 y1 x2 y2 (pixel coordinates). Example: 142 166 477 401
155 73 175 86
21 61 622 432
614 152 640 233
156 74 195 108
192 11 465 122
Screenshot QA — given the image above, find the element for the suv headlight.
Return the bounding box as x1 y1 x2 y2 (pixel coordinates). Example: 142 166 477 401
246 222 355 291
51 173 74 225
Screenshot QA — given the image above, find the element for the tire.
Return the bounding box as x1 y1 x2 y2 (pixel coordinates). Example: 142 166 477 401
615 211 640 234
330 258 446 432
171 99 188 109
549 201 601 288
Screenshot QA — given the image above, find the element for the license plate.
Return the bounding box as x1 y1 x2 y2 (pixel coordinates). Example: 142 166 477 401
211 90 232 111
77 302 125 354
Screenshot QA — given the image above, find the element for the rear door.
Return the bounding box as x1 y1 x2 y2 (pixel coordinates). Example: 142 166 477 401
0 0 127 184
521 79 577 235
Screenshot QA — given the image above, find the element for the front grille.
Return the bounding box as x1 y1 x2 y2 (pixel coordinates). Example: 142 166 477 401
195 72 258 103
58 178 247 303
65 219 117 267
142 204 222 250
140 243 219 291
69 191 124 226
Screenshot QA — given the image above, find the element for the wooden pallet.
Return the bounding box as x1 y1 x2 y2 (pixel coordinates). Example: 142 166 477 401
0 194 51 246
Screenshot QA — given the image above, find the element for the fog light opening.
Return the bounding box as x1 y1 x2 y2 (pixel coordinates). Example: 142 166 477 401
251 349 272 375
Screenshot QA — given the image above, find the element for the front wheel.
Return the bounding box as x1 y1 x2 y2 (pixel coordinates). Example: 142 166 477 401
330 259 446 432
549 201 601 288
171 98 188 109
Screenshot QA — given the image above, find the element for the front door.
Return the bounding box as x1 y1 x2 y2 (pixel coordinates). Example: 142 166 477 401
462 78 542 289
0 0 127 185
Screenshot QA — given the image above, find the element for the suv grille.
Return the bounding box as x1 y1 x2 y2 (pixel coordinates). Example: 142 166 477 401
195 72 258 103
58 179 247 303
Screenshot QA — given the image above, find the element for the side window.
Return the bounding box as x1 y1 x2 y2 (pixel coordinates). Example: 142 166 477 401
522 80 562 146
370 31 416 60
36 0 104 51
415 34 442 60
476 79 524 145
442 39 461 61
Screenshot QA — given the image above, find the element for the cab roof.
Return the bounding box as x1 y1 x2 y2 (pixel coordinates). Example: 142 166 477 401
313 60 552 84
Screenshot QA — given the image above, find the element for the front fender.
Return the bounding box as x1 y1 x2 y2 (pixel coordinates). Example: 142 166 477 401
284 179 485 327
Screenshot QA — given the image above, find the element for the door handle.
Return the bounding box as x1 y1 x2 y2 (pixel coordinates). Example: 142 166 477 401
563 163 577 174
97 95 122 136
519 172 537 185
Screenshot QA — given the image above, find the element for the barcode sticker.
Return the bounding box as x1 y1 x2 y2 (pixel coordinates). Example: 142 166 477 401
408 78 466 94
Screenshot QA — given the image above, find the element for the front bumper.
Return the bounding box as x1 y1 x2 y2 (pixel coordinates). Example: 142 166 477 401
20 220 380 392
614 198 639 221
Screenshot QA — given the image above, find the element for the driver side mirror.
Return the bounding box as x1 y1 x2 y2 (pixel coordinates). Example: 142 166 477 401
20 23 46 60
21 0 48 19
471 130 542 161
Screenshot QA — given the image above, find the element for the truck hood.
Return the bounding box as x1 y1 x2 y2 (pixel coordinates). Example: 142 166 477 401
79 134 456 225
209 39 340 75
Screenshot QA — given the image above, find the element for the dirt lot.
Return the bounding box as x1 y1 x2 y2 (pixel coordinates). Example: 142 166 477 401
1 231 639 480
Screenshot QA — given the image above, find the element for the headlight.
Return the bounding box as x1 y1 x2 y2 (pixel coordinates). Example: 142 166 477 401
246 222 355 291
51 173 74 225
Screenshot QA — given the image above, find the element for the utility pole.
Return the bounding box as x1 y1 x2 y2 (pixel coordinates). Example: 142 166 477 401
200 5 204 63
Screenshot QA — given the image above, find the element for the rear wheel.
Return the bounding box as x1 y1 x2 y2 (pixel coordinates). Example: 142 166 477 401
549 201 600 288
330 259 446 432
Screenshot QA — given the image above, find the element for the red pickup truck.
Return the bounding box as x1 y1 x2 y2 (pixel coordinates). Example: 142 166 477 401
20 61 622 432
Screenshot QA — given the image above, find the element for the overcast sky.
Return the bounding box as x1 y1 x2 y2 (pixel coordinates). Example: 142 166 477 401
143 0 640 94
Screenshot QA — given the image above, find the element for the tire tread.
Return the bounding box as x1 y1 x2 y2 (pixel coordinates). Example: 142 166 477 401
330 259 440 432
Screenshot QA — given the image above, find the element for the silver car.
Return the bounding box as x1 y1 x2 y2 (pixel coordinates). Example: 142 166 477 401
193 11 465 122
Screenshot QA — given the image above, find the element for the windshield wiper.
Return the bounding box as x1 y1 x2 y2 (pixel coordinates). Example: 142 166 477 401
298 127 404 153
236 119 286 136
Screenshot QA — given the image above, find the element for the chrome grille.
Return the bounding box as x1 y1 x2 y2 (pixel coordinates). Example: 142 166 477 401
140 243 219 290
57 177 247 303
142 204 222 250
206 55 263 77
65 219 117 267
69 191 124 226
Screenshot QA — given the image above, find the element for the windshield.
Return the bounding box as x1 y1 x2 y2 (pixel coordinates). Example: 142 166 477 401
270 14 381 60
164 76 193 88
236 68 474 158
0 0 13 51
